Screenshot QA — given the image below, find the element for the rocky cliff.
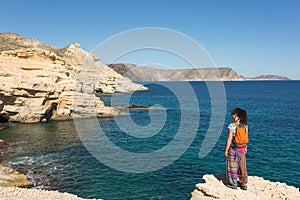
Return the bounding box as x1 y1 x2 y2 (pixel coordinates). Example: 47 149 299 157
190 174 300 200
0 33 147 123
108 63 244 81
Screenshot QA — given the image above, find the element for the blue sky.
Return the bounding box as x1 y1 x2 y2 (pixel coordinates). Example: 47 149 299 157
1 0 299 79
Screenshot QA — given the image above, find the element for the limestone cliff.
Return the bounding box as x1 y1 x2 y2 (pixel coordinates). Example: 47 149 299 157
190 174 300 200
0 33 147 123
108 63 244 81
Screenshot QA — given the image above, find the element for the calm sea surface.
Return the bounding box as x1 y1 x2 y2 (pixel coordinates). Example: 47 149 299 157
0 81 299 199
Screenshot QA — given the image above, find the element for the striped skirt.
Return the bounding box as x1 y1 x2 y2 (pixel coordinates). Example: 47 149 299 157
226 147 248 186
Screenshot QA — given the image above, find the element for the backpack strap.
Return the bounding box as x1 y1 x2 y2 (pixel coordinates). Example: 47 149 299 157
231 122 238 147
231 122 240 160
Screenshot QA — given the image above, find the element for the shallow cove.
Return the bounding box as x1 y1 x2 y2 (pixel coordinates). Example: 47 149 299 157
0 81 299 199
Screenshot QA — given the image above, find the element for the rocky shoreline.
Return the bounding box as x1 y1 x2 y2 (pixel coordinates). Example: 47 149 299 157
0 33 147 123
1 165 299 200
190 174 300 200
0 164 86 199
0 186 85 200
0 164 33 188
0 33 148 199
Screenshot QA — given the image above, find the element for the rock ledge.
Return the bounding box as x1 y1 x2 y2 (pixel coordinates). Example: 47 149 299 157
190 174 300 200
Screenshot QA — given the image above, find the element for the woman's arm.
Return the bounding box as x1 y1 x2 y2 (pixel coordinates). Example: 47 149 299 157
224 129 233 157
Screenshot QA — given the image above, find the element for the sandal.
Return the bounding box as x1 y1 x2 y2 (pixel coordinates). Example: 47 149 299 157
237 182 247 190
226 184 238 189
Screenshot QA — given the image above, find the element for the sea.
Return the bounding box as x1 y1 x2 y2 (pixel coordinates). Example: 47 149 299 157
0 81 299 200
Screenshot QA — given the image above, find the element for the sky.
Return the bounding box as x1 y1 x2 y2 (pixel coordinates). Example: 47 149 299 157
1 0 300 79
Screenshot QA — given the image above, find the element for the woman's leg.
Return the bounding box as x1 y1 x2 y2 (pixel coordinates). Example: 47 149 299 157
238 151 248 185
226 148 238 186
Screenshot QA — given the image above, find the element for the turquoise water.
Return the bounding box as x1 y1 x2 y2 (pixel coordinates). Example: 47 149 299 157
0 81 299 199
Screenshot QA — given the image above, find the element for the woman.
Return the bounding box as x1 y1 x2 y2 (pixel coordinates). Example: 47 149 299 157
224 108 248 190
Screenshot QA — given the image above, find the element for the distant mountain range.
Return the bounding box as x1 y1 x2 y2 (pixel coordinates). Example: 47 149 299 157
108 63 291 81
245 75 291 80
0 32 290 82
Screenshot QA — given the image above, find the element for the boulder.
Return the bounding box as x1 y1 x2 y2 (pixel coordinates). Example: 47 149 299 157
0 164 33 188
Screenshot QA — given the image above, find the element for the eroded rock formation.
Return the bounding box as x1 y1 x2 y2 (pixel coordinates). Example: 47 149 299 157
0 33 147 123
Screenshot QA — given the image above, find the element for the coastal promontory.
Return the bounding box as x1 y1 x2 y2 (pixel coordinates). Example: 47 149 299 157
0 33 147 123
108 63 244 81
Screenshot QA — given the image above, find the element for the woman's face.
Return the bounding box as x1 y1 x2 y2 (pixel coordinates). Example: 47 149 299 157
231 113 239 121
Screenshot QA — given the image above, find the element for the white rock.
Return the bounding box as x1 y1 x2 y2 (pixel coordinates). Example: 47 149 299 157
0 34 147 123
190 174 300 200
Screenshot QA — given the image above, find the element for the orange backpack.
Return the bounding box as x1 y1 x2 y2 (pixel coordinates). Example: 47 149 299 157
233 122 249 147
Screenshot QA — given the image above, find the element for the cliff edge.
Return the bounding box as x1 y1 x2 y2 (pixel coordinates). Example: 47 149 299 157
0 33 147 123
190 174 300 200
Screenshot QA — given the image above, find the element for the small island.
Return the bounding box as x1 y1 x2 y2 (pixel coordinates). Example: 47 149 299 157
246 75 291 80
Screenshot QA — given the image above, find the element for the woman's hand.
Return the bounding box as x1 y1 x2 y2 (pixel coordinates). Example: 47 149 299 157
224 149 228 157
